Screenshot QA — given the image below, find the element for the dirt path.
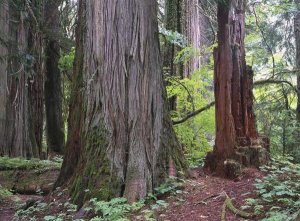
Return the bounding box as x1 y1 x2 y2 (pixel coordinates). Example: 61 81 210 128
0 193 43 221
157 168 263 221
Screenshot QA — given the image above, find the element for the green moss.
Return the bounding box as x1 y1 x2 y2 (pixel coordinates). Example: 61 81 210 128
0 156 61 170
70 122 123 206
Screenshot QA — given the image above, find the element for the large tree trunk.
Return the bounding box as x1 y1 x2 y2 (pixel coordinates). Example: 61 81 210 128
0 0 9 154
204 0 269 177
45 0 65 154
55 0 85 188
3 2 39 158
57 0 186 207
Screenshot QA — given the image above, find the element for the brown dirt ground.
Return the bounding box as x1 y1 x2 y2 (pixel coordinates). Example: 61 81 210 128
0 168 264 221
155 168 264 221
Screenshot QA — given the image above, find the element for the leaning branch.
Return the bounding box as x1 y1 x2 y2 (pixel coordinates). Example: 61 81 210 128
172 101 215 125
171 79 296 125
254 79 297 93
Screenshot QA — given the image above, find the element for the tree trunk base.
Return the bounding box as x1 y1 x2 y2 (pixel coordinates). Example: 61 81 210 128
204 137 270 178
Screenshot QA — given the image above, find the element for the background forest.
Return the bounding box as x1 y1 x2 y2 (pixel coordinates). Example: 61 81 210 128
0 0 300 220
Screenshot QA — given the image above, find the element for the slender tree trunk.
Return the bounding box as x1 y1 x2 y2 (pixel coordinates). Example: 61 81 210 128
45 0 65 154
182 0 208 78
57 0 186 207
164 0 183 110
204 0 269 177
0 0 9 155
55 0 85 188
28 0 45 157
164 0 182 76
295 0 300 122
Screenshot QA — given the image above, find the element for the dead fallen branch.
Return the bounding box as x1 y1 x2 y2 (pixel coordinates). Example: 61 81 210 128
221 193 255 221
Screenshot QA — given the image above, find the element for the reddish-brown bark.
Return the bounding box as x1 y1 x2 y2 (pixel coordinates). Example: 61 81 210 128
204 0 269 177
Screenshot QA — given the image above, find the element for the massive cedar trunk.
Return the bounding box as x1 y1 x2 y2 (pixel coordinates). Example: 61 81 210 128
182 0 208 78
55 0 85 188
204 0 269 177
45 0 65 154
3 2 39 158
0 0 8 154
58 0 185 206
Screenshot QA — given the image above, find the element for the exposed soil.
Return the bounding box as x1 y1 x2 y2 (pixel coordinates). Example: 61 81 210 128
156 168 264 221
0 168 60 221
0 167 264 221
0 195 43 221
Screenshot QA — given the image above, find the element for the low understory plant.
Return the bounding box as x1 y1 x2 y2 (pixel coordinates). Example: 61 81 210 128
243 156 300 221
88 177 185 221
0 156 61 170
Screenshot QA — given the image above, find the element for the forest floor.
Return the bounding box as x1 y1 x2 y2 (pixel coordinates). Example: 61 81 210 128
0 161 263 221
155 168 263 221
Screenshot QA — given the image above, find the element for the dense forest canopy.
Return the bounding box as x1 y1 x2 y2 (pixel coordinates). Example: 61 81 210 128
0 0 300 220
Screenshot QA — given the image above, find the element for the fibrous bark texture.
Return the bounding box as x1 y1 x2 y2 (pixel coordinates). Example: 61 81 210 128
28 0 45 157
0 1 44 158
45 0 65 154
295 0 300 122
164 0 182 76
55 0 85 188
164 0 183 110
204 0 269 177
182 0 208 78
0 0 9 153
3 2 39 158
60 0 185 207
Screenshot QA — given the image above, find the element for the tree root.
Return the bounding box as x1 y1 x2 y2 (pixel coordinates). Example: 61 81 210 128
221 193 255 221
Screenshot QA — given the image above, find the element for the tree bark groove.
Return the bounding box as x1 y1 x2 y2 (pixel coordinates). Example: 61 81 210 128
204 0 269 178
57 0 186 207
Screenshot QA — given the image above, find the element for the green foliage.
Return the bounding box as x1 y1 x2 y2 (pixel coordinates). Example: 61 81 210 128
153 177 184 196
58 48 75 135
0 156 61 170
0 185 13 200
246 0 300 161
90 197 131 221
245 156 300 220
159 27 187 47
166 57 215 167
88 177 185 221
58 47 75 74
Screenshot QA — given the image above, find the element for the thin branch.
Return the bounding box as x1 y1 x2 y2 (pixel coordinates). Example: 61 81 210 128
172 101 215 125
254 79 297 93
165 74 196 112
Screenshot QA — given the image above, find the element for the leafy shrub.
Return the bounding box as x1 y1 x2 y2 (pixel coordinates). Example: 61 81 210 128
166 64 215 167
245 156 300 220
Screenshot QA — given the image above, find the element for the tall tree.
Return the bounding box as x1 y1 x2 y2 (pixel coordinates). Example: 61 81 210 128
55 0 84 188
2 1 39 157
56 0 185 206
0 0 9 152
182 0 208 78
204 0 269 177
45 0 65 154
28 0 45 157
164 0 182 76
295 0 300 122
